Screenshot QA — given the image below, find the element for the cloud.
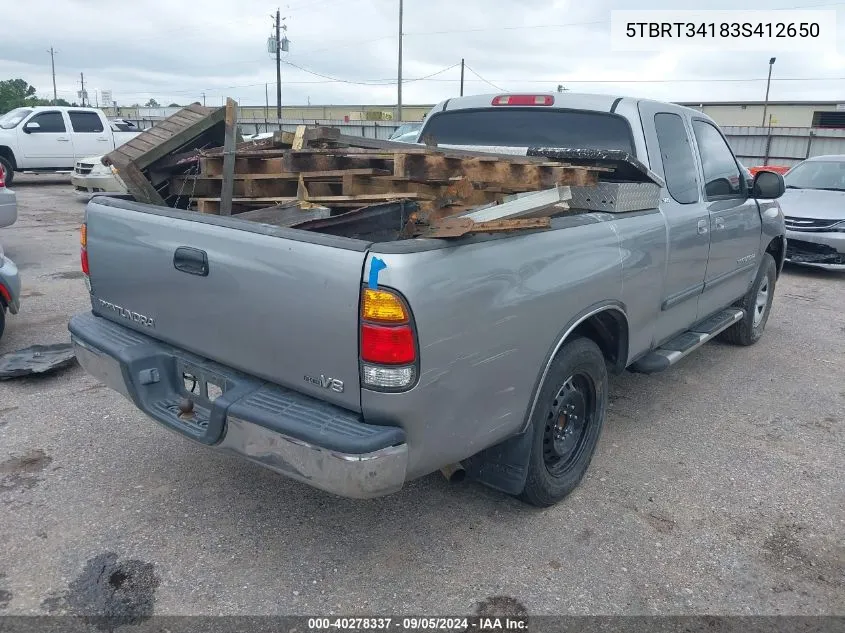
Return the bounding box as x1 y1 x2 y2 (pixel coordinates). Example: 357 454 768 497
1 0 843 107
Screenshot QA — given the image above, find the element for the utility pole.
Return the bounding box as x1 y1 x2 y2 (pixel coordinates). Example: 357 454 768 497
397 0 403 122
761 57 776 127
460 58 465 97
48 47 58 105
201 92 206 106
80 72 86 106
275 8 282 119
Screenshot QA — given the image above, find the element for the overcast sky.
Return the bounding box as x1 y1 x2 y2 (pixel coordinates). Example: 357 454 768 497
1 0 844 108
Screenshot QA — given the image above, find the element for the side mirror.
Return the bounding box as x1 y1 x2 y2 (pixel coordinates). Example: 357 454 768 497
752 170 785 199
23 121 41 133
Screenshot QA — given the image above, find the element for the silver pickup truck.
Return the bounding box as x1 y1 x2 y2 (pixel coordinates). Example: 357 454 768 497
69 93 787 507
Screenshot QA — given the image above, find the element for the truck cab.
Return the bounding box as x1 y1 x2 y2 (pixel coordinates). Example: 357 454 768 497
0 106 139 185
418 93 786 353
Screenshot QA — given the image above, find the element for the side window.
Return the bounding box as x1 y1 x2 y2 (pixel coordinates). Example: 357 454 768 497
28 111 66 133
654 113 699 204
68 111 104 133
692 120 743 199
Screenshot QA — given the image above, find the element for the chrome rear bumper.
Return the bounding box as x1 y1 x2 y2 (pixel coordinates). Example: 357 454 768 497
70 313 408 499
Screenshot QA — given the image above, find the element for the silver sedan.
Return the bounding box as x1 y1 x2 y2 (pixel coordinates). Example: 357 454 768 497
0 161 16 229
778 155 845 270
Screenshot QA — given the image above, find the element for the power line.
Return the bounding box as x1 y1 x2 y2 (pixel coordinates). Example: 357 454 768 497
47 74 845 101
464 64 503 91
280 59 459 86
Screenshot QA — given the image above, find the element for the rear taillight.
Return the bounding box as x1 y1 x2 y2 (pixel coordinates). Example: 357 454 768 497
360 287 418 391
80 223 90 278
491 94 554 106
361 323 415 364
0 164 5 188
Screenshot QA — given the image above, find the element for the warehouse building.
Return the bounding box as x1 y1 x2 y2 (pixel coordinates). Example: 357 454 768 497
104 99 845 129
677 100 845 128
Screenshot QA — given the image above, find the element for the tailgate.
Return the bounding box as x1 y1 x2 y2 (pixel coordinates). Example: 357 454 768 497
84 198 368 411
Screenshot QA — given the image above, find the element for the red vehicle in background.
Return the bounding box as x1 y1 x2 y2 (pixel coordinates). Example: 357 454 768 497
748 165 791 176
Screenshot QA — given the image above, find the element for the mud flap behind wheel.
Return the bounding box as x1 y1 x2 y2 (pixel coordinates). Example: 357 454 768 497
462 427 534 495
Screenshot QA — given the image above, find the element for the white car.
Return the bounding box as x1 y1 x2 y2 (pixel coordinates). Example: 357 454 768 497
71 155 128 197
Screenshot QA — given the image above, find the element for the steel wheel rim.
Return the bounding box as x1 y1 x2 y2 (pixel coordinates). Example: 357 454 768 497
542 373 594 476
753 278 769 327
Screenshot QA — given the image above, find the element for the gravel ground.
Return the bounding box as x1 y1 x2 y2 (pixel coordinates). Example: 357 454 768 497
0 175 843 618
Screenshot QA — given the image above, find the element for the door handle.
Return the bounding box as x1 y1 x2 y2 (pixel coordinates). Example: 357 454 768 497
173 247 209 277
697 219 708 235
714 217 726 230
57 137 70 142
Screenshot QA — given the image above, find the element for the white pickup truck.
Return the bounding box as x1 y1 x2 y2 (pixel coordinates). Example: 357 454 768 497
0 106 139 186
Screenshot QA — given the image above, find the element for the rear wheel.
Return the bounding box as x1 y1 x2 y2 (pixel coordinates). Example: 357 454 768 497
0 305 5 341
719 253 777 346
0 156 13 187
519 337 608 507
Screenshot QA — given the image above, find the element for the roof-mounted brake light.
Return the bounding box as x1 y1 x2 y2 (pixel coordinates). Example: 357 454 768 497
491 95 554 106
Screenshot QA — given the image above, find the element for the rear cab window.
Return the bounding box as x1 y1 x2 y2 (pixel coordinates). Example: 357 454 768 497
69 111 105 133
420 108 635 153
653 113 699 204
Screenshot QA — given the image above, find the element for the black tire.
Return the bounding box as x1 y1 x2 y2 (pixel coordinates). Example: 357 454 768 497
719 253 777 346
519 337 608 507
0 305 5 342
0 155 13 187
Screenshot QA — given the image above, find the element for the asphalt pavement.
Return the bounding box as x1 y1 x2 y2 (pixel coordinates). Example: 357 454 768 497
0 175 842 618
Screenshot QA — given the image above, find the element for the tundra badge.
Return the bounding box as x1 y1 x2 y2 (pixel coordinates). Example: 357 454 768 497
304 374 345 393
96 298 155 328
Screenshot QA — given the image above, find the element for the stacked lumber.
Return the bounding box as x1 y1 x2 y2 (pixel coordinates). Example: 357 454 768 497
159 126 612 237
110 105 656 239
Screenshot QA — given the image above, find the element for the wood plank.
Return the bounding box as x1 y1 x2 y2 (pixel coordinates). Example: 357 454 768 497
291 125 307 150
418 217 551 238
117 163 166 206
219 98 238 216
132 107 226 170
168 177 299 198
232 203 331 227
143 126 177 143
194 166 390 180
283 152 394 173
124 136 159 153
342 175 443 198
168 112 201 127
194 193 430 204
394 153 600 188
201 156 287 177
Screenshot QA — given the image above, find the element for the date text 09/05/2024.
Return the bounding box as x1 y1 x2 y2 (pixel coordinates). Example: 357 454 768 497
625 22 820 38
307 617 529 630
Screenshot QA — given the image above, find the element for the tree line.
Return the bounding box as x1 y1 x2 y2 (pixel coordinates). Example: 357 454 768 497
0 79 182 114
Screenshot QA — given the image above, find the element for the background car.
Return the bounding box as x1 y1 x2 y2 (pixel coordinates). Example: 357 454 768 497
71 155 128 197
0 161 20 339
388 122 422 141
0 161 16 228
748 165 790 176
777 155 845 270
110 118 141 133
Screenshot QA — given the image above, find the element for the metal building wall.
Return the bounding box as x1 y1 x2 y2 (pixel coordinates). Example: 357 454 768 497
722 126 845 167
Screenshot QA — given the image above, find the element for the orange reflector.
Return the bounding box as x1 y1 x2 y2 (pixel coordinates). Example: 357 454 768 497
361 288 408 323
80 223 87 247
